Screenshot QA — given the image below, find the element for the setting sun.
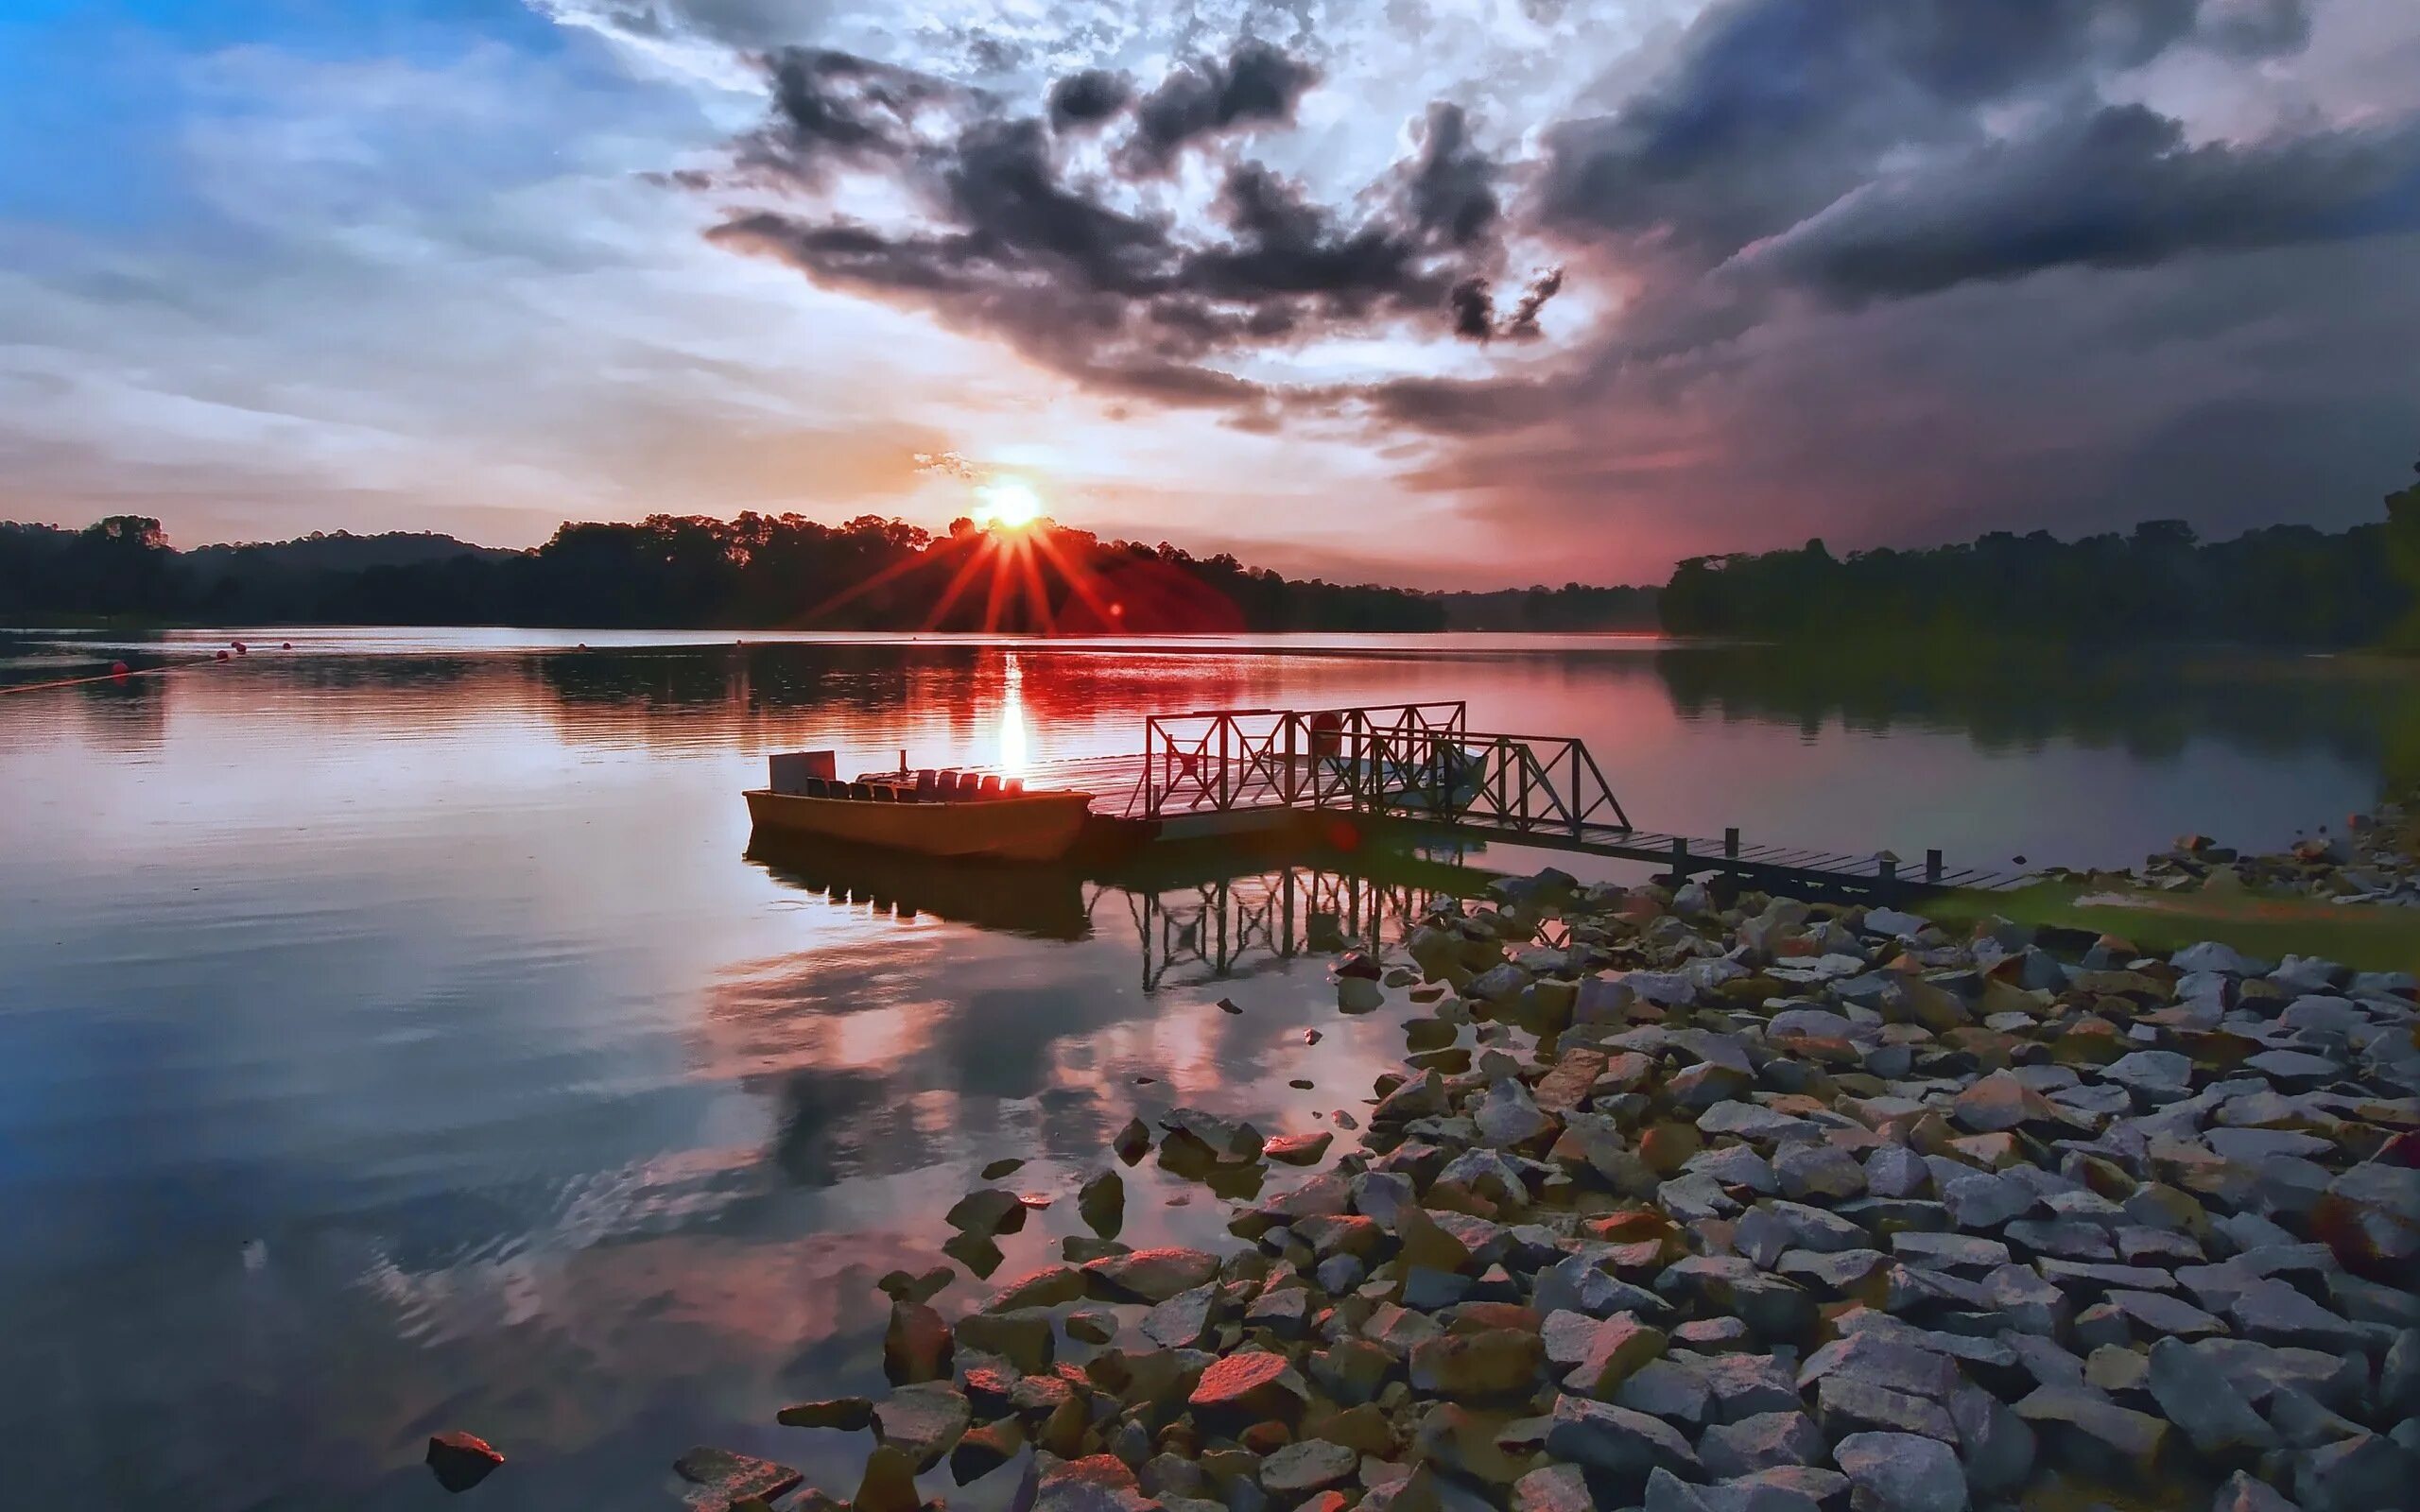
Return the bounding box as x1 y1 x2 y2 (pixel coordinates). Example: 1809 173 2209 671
973 478 1043 530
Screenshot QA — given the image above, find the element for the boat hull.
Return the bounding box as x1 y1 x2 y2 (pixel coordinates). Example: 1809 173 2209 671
744 788 1095 862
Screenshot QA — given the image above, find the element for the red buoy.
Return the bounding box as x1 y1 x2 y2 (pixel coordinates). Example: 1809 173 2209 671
216 649 230 662
110 661 130 678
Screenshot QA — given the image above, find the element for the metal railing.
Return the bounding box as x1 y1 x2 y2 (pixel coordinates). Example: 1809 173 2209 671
1132 701 1632 837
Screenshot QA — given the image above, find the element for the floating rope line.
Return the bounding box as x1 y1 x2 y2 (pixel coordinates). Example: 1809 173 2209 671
0 640 282 696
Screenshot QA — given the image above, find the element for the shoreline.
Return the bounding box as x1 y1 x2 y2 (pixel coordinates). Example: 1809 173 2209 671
593 811 2419 1512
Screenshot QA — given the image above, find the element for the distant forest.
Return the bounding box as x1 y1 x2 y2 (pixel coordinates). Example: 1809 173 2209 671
0 514 1450 632
3 471 2414 644
1666 472 2420 649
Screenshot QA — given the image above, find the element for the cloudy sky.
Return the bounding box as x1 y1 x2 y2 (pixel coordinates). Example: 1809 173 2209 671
3 0 2416 586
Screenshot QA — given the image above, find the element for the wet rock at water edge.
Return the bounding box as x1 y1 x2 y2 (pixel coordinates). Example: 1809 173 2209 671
873 1381 971 1469
672 1447 805 1509
1264 1130 1334 1165
884 1300 953 1383
424 1432 504 1493
1113 1116 1151 1164
776 1396 874 1431
945 1187 1028 1238
1083 1246 1221 1302
1079 1167 1126 1239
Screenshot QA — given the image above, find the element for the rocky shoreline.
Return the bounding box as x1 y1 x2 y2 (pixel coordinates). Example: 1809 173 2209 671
614 822 2418 1512
2044 797 2419 908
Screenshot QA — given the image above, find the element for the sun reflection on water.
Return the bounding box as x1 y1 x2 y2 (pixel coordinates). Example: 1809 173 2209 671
997 652 1029 775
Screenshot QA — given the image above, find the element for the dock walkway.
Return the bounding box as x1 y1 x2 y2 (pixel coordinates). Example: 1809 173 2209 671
986 702 2031 900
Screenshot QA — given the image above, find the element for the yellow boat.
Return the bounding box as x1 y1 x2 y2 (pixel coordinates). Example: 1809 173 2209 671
745 752 1095 862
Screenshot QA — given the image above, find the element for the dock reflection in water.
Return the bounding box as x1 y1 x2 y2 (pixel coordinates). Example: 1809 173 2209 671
744 830 1478 992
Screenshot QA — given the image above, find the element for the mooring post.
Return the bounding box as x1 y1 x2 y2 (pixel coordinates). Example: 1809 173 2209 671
1926 849 1944 884
1877 854 1898 883
1671 836 1688 876
1724 827 1739 858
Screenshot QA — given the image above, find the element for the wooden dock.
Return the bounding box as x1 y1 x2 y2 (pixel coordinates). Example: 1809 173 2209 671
979 702 2032 901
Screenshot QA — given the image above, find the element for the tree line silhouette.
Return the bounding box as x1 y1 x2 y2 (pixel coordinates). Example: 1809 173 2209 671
0 513 1449 632
1664 471 2420 649
6 472 2415 644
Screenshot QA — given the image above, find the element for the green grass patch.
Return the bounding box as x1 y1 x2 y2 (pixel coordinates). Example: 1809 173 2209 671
1934 879 2420 975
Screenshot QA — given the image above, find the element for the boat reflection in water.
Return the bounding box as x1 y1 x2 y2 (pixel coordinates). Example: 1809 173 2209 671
744 830 1096 941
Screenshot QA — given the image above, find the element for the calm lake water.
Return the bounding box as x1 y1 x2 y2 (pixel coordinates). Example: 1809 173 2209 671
0 628 2411 1509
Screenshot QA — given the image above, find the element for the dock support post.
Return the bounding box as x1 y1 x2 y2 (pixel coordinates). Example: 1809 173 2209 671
1925 849 1943 884
1670 836 1688 877
1724 827 1739 858
1877 855 1898 884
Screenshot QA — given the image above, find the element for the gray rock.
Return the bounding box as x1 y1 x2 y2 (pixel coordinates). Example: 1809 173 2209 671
1616 1356 1714 1427
2100 1051 2195 1105
2189 1338 2369 1413
2293 1432 2418 1512
873 1382 972 1470
2174 941 2263 976
1776 1143 1868 1202
2230 1279 2367 1353
1142 1285 1218 1349
1865 1146 1930 1200
1700 1103 1822 1143
2013 1386 2169 1469
1545 1394 1702 1478
1891 1232 2010 1274
1800 1333 1961 1401
1948 1381 2035 1496
2245 1050 2342 1091
1536 1252 1661 1319
1700 1411 1825 1479
2147 1335 2280 1455
1258 1439 1357 1498
1700 1352 1802 1423
1817 1375 1958 1443
2381 1330 2420 1417
1940 1173 2034 1230
1831 1431 1969 1512
1476 1077 1555 1147
1692 1143 1781 1194
1777 1247 1890 1292
2104 1288 2229 1340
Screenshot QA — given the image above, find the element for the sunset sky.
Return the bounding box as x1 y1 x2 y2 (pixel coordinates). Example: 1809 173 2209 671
3 0 2416 587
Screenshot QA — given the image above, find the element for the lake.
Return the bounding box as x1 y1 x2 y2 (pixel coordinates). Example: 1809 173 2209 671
0 628 2410 1508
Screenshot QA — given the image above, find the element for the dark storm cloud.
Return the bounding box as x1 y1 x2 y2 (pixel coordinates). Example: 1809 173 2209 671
1121 39 1321 174
1745 105 2420 301
1533 0 2317 261
735 47 954 184
696 41 1525 405
1442 267 1566 343
1403 103 1500 249
1047 68 1132 131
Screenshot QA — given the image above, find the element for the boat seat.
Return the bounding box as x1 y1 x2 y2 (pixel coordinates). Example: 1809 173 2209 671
870 784 896 801
847 782 874 800
1002 777 1025 794
914 769 938 800
978 774 1002 797
803 777 831 798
